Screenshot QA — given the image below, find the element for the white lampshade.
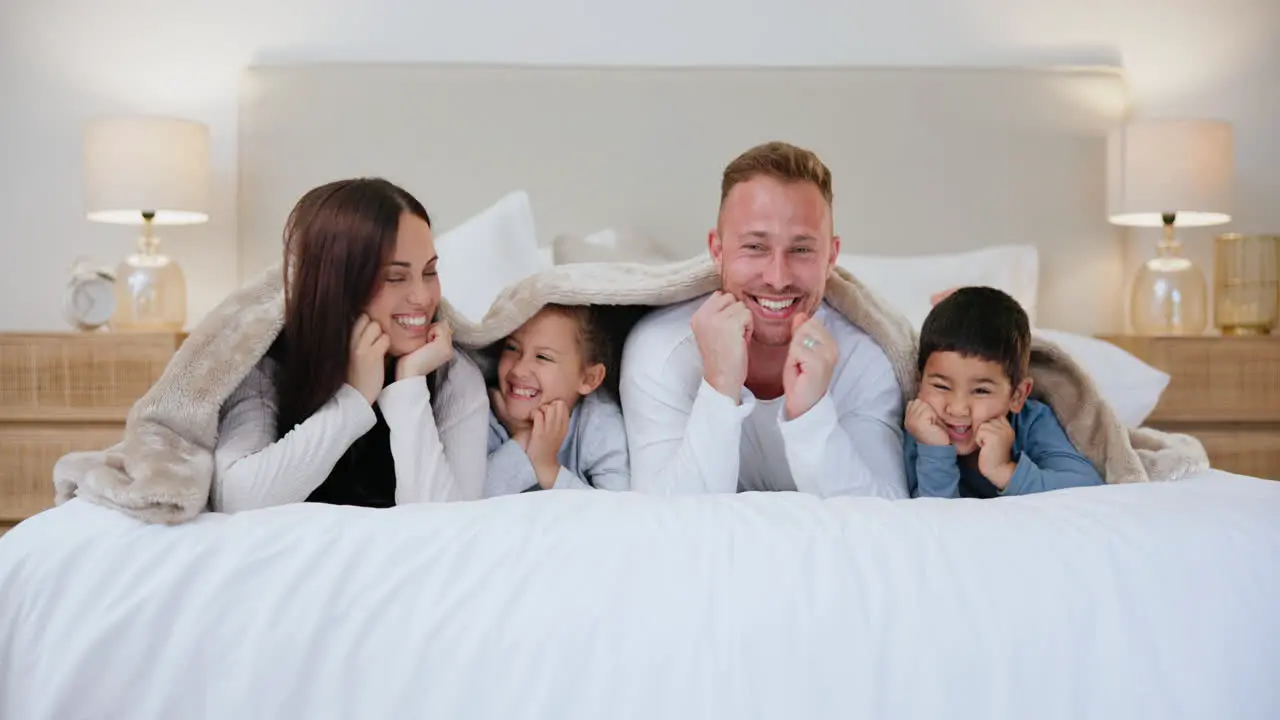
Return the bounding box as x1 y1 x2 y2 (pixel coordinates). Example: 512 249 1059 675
1106 118 1234 227
83 116 210 225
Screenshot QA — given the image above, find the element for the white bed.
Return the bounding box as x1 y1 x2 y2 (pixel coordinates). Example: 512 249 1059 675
2 472 1278 718
2 63 1278 719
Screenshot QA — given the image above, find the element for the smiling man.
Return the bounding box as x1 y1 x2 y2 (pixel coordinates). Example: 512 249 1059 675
619 141 908 498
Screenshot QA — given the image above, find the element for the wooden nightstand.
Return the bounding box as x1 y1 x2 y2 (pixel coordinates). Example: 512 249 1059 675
0 332 184 534
1098 334 1280 480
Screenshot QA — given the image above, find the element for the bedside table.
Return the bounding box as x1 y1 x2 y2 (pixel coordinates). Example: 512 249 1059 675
1098 334 1280 480
0 332 185 534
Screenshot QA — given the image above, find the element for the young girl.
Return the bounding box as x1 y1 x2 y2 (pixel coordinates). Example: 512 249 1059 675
211 178 490 512
484 304 631 495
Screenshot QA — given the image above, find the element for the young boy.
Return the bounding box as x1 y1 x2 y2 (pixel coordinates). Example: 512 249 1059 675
904 286 1104 498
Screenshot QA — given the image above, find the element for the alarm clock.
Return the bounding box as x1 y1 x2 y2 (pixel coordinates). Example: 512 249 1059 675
62 257 117 331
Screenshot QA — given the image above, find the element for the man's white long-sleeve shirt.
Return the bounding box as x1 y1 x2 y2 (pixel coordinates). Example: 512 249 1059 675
618 296 909 499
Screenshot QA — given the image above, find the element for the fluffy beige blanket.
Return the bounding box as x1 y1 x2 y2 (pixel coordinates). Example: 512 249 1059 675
52 256 1208 524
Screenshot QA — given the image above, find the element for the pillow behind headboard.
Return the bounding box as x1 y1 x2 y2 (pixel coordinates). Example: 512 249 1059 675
553 226 678 265
834 245 1169 427
836 245 1040 329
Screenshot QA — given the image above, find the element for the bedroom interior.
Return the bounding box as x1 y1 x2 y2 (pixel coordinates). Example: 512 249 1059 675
1 0 1279 717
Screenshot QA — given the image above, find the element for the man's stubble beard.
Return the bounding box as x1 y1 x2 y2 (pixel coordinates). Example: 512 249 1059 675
750 321 793 348
719 269 809 349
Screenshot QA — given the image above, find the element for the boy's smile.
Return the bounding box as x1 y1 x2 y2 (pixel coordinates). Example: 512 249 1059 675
917 350 1029 455
943 422 973 445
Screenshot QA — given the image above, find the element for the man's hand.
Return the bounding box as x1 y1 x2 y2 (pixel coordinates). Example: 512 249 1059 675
976 416 1017 489
527 400 570 489
690 291 752 401
905 399 951 446
782 312 838 420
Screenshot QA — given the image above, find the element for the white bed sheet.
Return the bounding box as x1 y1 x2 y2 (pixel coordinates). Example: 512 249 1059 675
2 470 1278 719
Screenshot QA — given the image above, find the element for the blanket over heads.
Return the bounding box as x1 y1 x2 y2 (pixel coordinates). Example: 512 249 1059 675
51 255 1209 524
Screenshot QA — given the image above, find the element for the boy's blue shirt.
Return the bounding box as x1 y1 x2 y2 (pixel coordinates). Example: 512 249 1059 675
905 397 1104 498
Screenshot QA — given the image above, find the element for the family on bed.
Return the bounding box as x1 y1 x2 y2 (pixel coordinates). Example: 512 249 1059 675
210 141 1103 513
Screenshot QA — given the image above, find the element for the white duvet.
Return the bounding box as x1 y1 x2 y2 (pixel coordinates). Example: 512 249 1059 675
3 470 1278 720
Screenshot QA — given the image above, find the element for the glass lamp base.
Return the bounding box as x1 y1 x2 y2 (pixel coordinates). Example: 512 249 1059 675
111 251 187 332
1129 255 1207 336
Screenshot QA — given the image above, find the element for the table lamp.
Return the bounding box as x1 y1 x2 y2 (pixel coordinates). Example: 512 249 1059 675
1107 118 1234 335
83 116 210 332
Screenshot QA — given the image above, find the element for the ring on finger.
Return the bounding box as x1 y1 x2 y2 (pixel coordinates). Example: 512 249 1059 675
802 335 818 349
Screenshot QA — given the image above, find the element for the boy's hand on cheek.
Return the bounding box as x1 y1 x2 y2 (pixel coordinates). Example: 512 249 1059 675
905 399 950 446
976 417 1017 489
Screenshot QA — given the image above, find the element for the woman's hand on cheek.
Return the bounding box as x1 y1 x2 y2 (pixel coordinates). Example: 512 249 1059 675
396 320 455 380
348 314 391 405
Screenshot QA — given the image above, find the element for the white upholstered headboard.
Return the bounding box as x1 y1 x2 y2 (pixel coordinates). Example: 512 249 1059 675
237 63 1130 334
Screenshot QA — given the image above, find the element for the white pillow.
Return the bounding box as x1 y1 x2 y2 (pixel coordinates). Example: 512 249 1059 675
835 245 1167 426
435 190 551 322
1032 328 1170 427
535 246 556 268
836 245 1040 329
553 225 674 265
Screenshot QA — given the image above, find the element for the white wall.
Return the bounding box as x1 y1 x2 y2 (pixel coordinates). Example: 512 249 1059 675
2 0 1277 333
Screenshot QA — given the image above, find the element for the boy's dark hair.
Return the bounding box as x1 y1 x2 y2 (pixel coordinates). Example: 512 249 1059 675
918 286 1031 386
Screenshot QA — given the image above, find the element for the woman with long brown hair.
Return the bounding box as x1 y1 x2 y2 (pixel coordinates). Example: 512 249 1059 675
211 178 489 511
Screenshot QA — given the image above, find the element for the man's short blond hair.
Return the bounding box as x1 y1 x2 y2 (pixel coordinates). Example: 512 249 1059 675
720 141 833 206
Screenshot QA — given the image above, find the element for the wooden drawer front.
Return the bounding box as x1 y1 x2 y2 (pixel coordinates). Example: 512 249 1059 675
1150 423 1280 481
0 333 179 423
1102 337 1280 423
0 423 125 521
1191 427 1280 481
